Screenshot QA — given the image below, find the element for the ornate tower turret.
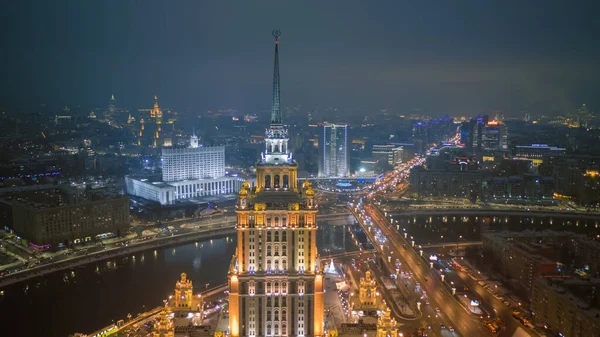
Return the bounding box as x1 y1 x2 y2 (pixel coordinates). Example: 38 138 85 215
174 272 193 310
237 180 250 209
303 178 316 209
150 95 162 119
376 306 398 337
358 270 379 309
152 310 174 337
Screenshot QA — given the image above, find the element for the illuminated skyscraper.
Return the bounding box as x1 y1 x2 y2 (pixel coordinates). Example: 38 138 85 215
228 31 324 337
318 123 350 178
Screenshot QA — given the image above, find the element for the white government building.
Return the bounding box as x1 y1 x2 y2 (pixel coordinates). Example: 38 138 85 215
125 134 247 205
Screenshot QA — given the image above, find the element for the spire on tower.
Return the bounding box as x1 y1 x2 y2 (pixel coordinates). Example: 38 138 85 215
270 29 282 125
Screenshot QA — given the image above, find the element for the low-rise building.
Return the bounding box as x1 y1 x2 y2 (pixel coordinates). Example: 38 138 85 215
124 177 176 205
125 175 248 205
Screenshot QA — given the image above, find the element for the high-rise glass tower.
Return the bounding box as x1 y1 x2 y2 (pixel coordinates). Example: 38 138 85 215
228 31 324 337
318 124 350 178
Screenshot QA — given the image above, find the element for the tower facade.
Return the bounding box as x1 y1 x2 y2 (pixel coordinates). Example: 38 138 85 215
376 307 398 337
228 31 324 337
152 310 175 337
358 271 379 309
174 272 194 310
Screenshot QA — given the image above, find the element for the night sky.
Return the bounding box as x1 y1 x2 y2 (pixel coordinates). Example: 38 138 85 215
1 0 598 116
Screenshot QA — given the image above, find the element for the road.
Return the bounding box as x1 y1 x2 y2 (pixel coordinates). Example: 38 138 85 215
359 203 493 337
353 206 464 337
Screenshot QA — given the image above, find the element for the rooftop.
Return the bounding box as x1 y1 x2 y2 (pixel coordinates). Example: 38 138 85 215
253 190 304 207
539 276 600 323
0 186 125 210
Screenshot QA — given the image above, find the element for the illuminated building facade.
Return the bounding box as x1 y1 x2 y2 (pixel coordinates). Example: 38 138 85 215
376 307 398 337
126 132 244 205
161 145 225 182
228 31 324 337
350 270 380 315
372 145 403 166
318 123 350 178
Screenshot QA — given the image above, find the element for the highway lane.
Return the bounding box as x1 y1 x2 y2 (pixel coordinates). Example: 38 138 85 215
453 267 537 337
364 203 493 337
353 206 460 337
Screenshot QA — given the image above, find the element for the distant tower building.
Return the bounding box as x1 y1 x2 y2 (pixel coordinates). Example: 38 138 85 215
150 95 163 120
106 94 116 118
411 121 428 154
228 30 324 337
461 115 489 154
318 123 350 177
577 104 593 128
460 120 475 153
482 120 501 150
481 120 507 151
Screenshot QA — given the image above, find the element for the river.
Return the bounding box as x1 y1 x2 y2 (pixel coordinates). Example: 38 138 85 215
0 224 362 337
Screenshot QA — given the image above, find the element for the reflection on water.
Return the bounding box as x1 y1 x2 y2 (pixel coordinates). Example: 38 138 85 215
0 221 363 337
317 224 362 256
0 236 236 337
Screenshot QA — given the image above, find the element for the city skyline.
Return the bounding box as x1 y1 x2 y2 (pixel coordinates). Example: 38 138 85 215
1 1 599 116
1 3 600 337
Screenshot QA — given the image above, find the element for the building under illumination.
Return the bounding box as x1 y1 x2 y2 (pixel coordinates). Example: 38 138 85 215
318 123 350 178
161 145 225 182
125 132 244 205
228 31 324 337
372 144 403 166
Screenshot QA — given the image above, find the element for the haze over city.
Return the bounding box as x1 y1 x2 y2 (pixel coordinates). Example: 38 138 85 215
1 2 600 337
1 0 599 116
